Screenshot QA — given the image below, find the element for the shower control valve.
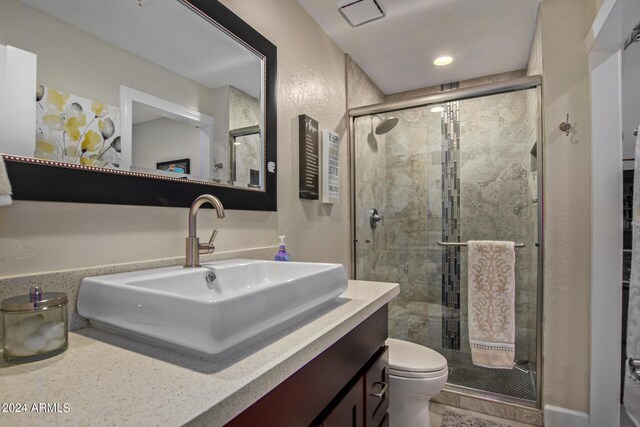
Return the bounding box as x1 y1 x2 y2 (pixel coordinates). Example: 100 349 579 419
369 208 384 229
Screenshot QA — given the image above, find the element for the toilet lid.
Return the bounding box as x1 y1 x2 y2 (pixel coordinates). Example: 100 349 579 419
386 338 447 373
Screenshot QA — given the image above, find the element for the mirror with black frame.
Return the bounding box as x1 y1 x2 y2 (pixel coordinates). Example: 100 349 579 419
0 0 277 210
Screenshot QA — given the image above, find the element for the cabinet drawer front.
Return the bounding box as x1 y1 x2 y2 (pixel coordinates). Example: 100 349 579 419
321 377 364 427
365 346 389 427
226 306 388 427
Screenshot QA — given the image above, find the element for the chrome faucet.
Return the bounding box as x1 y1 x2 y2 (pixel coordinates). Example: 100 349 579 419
185 194 225 268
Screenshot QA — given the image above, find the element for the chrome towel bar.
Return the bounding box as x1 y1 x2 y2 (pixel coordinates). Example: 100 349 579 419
438 241 526 248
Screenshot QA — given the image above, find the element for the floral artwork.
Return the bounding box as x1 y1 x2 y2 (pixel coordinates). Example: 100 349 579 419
35 85 121 168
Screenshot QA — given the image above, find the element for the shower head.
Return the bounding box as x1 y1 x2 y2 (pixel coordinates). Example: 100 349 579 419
372 115 398 135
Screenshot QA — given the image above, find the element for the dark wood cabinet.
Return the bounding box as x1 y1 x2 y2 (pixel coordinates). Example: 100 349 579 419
364 347 389 427
226 306 389 427
320 347 389 427
321 378 365 427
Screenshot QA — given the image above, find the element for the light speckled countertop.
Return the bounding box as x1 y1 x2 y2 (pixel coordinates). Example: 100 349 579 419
0 280 398 427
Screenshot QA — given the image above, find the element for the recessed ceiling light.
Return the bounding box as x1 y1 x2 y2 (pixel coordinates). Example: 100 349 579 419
434 56 453 66
430 106 444 113
233 142 241 146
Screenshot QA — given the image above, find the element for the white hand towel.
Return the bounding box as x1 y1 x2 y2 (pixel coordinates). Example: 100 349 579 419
468 240 516 369
0 155 12 206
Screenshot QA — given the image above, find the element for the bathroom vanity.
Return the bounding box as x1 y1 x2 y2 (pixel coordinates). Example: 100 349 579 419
227 307 390 427
0 280 398 426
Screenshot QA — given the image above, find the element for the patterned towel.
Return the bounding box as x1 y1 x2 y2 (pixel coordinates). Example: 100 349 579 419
468 241 516 369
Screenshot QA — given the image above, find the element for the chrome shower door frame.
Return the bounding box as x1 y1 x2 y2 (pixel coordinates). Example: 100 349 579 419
347 75 544 409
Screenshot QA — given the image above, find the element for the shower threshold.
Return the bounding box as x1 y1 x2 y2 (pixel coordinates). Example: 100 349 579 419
436 348 537 403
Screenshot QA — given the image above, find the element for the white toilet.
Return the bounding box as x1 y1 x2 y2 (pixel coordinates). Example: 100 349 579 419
386 338 448 427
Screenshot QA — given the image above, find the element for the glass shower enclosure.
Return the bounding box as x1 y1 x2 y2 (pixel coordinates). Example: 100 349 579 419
351 79 542 406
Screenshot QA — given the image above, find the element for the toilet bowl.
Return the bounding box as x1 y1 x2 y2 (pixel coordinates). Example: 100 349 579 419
386 338 448 427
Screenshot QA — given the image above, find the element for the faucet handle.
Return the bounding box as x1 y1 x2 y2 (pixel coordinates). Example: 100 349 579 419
199 228 219 255
209 228 219 246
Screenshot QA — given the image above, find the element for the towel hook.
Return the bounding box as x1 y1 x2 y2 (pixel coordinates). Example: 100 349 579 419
559 113 572 136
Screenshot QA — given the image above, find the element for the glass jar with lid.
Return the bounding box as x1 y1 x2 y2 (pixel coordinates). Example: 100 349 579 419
1 287 68 363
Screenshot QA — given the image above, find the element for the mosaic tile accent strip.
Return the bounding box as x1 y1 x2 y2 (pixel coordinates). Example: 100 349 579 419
441 82 461 350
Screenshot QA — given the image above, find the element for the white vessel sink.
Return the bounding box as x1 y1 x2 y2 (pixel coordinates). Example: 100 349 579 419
78 259 348 359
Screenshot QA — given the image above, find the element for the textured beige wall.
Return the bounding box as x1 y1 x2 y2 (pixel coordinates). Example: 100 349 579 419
540 0 593 412
218 0 350 268
0 0 349 277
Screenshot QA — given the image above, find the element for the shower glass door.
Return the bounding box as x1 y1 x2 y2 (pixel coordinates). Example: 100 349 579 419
353 87 541 405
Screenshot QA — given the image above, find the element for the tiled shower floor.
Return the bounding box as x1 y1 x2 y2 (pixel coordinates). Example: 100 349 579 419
436 348 537 401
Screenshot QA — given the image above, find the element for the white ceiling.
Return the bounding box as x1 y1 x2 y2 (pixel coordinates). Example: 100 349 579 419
297 0 541 94
20 0 262 98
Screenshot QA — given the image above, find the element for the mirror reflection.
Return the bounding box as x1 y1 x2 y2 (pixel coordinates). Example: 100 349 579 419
131 102 211 180
230 126 261 188
0 0 265 190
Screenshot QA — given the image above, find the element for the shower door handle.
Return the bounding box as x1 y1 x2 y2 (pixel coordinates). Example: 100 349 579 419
369 208 384 229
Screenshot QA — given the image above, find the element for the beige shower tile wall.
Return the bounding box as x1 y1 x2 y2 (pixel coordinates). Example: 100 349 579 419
345 57 441 345
229 86 260 131
381 105 442 346
346 56 439 346
0 0 351 278
346 55 387 284
353 70 539 362
229 86 261 187
458 89 539 362
353 114 387 282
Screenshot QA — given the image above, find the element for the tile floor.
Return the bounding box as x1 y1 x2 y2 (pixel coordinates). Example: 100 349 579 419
429 402 538 427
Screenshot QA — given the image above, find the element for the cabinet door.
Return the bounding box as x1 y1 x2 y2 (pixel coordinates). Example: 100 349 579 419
322 378 364 427
364 347 389 427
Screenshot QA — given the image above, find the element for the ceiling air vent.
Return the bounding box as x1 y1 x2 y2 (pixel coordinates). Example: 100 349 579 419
337 0 386 28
